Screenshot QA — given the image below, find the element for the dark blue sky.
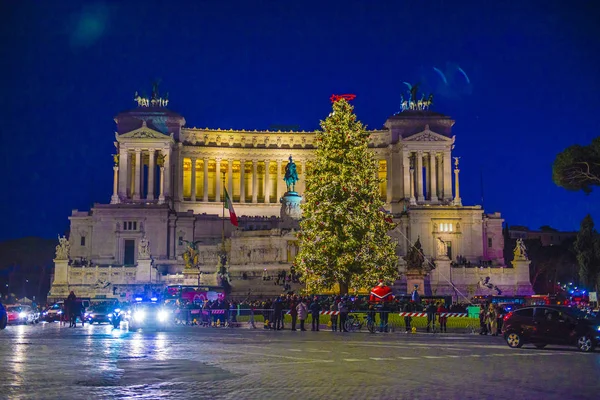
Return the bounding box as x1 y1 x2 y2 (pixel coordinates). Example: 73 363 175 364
1 0 599 241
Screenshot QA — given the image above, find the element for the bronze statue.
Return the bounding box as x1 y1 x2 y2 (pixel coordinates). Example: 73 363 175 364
284 155 299 193
403 237 425 271
112 154 119 166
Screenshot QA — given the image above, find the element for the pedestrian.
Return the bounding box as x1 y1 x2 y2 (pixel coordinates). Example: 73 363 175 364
426 302 437 333
479 306 488 335
290 297 298 331
338 296 349 332
66 291 76 327
309 296 321 331
487 304 498 336
297 298 308 331
403 301 413 333
437 302 448 333
330 302 338 332
273 297 283 330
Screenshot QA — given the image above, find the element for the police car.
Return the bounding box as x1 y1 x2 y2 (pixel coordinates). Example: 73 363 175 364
124 297 172 331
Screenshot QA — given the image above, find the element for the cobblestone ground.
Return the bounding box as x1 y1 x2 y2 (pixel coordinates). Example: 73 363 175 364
1 322 599 400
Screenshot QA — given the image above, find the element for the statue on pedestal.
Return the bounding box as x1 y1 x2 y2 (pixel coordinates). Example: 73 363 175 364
284 155 299 193
513 238 528 260
138 236 151 260
403 237 426 272
436 237 448 259
55 235 70 260
182 242 199 270
157 153 166 167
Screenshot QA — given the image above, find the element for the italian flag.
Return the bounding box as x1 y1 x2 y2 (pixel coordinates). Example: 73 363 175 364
224 189 239 227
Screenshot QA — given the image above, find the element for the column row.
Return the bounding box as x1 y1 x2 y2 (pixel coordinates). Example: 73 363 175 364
402 150 453 203
182 158 305 204
116 148 168 203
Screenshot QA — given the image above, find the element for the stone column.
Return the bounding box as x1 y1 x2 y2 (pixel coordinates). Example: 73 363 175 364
161 150 170 199
203 157 209 202
416 150 424 202
158 166 165 204
215 158 222 202
133 149 142 200
386 154 392 204
252 160 258 203
429 152 438 202
148 150 155 200
276 159 283 199
264 159 271 203
402 151 411 199
240 159 246 203
436 153 443 200
111 166 120 204
177 150 184 202
409 165 416 205
190 157 197 202
140 152 145 199
453 158 462 206
227 159 233 198
443 151 452 201
118 147 128 199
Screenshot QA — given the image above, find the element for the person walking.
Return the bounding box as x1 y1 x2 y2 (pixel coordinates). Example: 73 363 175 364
403 301 414 333
289 298 298 331
297 298 308 331
330 302 338 332
426 302 437 333
309 297 321 331
479 306 488 335
66 291 76 328
487 304 498 336
437 302 448 333
273 297 283 330
338 296 349 332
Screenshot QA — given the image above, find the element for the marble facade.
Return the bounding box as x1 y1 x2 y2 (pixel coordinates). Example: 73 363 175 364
49 94 532 301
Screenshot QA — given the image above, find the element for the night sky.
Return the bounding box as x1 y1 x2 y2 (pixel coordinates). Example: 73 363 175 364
1 0 599 241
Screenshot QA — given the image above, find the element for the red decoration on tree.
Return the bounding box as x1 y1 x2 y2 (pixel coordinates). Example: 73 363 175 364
330 94 357 103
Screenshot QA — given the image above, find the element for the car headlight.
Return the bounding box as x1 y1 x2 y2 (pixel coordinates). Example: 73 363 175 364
134 311 146 322
108 313 113 318
57 311 62 315
43 312 48 316
596 326 600 332
19 312 28 318
114 308 121 314
158 310 169 322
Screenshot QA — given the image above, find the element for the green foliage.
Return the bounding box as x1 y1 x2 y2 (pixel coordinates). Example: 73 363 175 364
553 137 600 194
574 215 600 293
296 99 398 294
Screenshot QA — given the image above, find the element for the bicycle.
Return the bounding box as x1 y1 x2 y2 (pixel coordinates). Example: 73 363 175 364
345 314 367 332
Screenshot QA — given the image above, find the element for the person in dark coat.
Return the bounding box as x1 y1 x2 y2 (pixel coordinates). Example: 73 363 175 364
272 298 283 330
289 298 298 331
426 302 437 333
403 302 414 333
309 297 321 331
66 291 77 327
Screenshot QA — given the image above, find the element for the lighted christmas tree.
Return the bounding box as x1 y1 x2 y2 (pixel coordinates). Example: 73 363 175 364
296 97 398 294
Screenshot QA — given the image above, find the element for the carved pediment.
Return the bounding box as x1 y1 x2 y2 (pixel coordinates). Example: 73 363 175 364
404 128 452 143
116 121 174 142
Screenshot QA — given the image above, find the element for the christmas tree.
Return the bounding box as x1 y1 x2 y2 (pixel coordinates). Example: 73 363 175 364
296 97 398 294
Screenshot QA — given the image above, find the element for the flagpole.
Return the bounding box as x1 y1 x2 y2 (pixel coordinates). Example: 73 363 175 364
221 171 225 250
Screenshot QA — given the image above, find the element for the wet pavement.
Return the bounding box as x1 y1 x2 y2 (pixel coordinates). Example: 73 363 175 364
1 322 599 400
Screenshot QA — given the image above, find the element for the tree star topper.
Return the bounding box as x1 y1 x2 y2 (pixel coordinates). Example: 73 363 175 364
330 94 356 103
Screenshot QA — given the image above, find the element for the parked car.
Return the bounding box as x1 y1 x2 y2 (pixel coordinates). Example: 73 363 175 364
6 305 36 325
502 305 600 352
0 302 7 329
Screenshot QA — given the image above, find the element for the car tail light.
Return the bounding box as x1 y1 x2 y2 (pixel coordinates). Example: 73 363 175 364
503 311 513 321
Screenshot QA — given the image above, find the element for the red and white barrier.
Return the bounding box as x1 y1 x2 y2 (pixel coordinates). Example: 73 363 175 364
285 310 340 315
398 312 468 317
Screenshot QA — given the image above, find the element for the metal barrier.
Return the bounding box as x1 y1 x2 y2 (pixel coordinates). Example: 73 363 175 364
172 308 480 333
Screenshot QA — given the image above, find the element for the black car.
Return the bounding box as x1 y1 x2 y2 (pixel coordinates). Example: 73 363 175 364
502 305 600 352
85 304 116 324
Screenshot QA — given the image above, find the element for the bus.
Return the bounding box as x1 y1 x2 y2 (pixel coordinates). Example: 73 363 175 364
163 285 225 305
